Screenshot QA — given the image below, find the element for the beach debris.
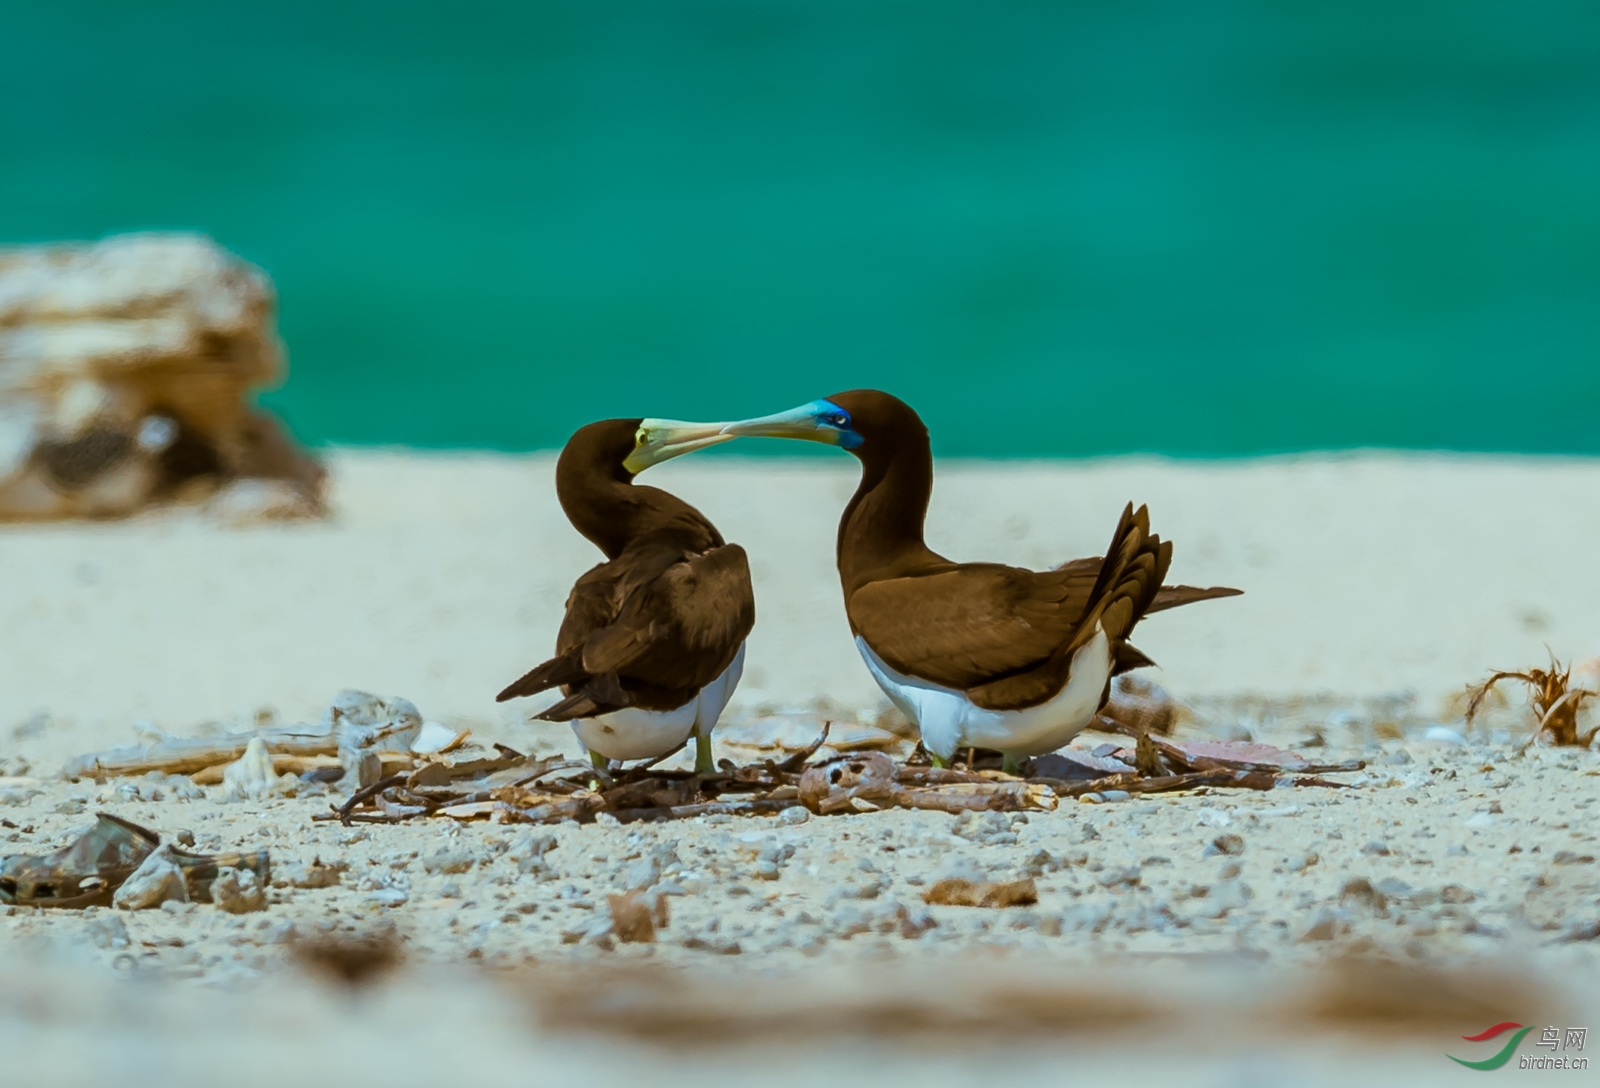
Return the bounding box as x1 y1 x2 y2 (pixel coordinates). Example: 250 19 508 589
315 702 1358 828
0 233 324 520
1465 653 1599 747
922 877 1039 908
1021 749 1135 780
0 812 269 909
275 858 345 889
608 890 670 943
0 813 158 908
718 713 907 757
412 721 469 754
62 689 431 788
221 736 296 800
798 752 896 813
114 845 190 910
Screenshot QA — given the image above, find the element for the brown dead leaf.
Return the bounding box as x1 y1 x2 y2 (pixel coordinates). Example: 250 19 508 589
922 877 1038 908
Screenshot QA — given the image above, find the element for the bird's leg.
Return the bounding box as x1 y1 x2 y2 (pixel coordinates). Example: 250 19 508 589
693 729 716 777
1000 752 1023 776
588 749 609 771
929 753 949 769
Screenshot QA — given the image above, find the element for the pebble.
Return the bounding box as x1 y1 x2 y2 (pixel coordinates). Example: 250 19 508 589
212 868 266 914
1097 866 1142 889
114 846 189 910
1299 909 1346 942
619 856 659 891
85 911 130 950
368 887 409 908
1198 878 1252 918
1360 841 1391 857
276 859 345 889
421 851 476 875
1464 812 1495 830
778 806 810 826
1205 834 1246 857
1339 878 1388 915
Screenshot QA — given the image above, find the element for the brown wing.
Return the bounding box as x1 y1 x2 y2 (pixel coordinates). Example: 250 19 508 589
579 543 754 691
846 562 1100 691
852 504 1174 711
498 541 754 718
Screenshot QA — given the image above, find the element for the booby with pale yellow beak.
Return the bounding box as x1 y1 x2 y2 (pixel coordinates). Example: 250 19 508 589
717 389 1241 771
496 418 752 774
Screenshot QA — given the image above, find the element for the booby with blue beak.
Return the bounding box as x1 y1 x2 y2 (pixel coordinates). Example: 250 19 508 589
718 390 1240 771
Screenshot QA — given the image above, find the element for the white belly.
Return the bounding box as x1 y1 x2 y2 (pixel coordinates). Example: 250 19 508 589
570 642 746 761
855 626 1112 761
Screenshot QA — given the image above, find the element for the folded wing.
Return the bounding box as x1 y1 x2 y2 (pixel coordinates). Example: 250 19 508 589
496 542 754 719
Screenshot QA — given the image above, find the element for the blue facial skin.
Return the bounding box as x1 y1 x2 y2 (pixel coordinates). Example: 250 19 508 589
812 399 864 449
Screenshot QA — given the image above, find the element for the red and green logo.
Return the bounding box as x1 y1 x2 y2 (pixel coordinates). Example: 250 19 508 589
1449 1023 1534 1070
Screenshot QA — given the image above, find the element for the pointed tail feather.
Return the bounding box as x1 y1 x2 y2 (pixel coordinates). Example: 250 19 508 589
1147 584 1243 613
495 654 585 703
535 671 629 721
1113 642 1157 675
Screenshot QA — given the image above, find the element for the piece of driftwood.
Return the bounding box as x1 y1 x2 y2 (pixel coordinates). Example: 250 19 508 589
63 722 339 780
611 799 803 824
191 753 343 785
891 782 1058 814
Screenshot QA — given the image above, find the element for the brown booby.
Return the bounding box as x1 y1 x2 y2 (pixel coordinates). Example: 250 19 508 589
495 418 753 774
718 390 1240 771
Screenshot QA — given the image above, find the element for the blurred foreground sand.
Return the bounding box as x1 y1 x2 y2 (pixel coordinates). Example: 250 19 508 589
3 449 1598 763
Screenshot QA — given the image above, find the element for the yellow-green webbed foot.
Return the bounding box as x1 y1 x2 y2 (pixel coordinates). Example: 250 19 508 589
694 729 716 776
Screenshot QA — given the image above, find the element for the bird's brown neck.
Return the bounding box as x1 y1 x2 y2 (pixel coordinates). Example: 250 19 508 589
557 459 718 560
836 426 942 595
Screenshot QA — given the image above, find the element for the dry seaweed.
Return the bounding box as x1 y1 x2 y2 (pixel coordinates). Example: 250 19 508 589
1466 652 1600 747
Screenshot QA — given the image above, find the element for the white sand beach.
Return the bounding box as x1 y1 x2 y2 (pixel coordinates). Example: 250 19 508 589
3 450 1598 762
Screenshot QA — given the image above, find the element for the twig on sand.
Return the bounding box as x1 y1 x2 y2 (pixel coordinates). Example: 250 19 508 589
329 774 409 826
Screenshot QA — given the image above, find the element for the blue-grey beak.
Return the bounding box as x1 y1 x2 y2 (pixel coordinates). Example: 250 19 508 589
720 400 860 447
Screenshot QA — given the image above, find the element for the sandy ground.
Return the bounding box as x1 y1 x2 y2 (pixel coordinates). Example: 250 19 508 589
3 450 1599 1080
4 449 1600 753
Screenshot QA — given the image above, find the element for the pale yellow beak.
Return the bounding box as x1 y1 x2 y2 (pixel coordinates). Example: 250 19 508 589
621 418 736 474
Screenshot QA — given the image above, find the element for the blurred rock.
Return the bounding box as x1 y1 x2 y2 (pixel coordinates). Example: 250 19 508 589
211 866 266 914
0 233 323 520
113 845 189 910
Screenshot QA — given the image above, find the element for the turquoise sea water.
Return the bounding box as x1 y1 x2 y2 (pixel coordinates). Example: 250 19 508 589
3 2 1597 456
